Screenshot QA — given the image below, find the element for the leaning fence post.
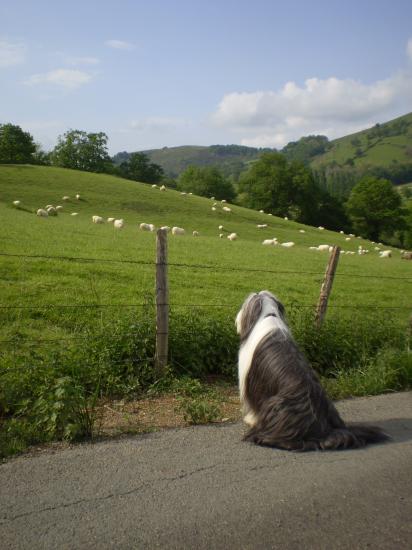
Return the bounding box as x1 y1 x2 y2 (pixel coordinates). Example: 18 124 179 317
315 245 341 328
155 228 169 377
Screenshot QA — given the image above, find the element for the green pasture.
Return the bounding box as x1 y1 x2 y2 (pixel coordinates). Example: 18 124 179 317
1 164 411 344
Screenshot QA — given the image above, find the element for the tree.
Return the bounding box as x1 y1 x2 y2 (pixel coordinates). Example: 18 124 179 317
0 123 36 164
177 166 235 201
51 130 113 173
346 177 405 241
118 152 164 184
281 135 330 164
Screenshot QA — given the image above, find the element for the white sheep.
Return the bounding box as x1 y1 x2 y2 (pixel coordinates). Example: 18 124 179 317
268 213 273 216
62 196 70 201
46 207 58 216
345 237 351 241
92 215 104 224
192 230 199 237
221 199 227 203
159 185 166 191
219 233 224 238
227 232 238 241
257 224 268 229
36 208 48 217
12 200 21 206
139 223 155 231
172 226 185 236
299 229 306 233
75 194 80 200
317 244 330 252
318 226 325 231
56 205 64 212
211 196 215 200
71 213 78 216
349 233 355 238
281 242 295 248
309 246 318 251
284 217 288 221
339 231 344 234
222 206 232 212
379 250 392 258
180 192 187 195
218 225 224 230
211 207 217 212
114 219 124 229
262 239 277 246
160 226 171 232
45 205 54 209
152 184 158 188
259 210 265 213
107 217 115 223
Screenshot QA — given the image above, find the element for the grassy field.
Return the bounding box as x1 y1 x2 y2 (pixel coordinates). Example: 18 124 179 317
1 164 411 456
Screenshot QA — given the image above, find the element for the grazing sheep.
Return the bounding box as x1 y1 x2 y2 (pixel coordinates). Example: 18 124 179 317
192 231 199 237
181 192 187 195
46 207 58 216
92 215 104 224
71 213 78 216
259 210 265 213
299 229 305 233
211 207 217 211
114 219 124 229
284 217 288 221
45 205 54 209
62 196 70 201
317 244 330 252
218 225 224 230
36 208 48 217
227 232 238 241
172 226 185 236
188 192 193 195
55 205 64 212
152 184 158 188
160 226 171 232
75 194 80 200
221 199 227 203
107 217 115 223
281 242 295 248
339 230 344 234
345 237 351 241
139 223 155 231
159 185 166 191
379 250 392 258
211 196 215 200
257 224 268 229
309 246 318 251
318 226 325 230
268 213 273 216
219 233 224 238
222 206 232 212
262 239 277 246
12 200 21 206
401 252 412 260
349 233 355 238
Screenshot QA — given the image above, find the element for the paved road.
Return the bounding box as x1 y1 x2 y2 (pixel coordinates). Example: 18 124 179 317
1 392 411 549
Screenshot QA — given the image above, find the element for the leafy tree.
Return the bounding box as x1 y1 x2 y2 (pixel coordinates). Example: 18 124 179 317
118 152 164 184
346 177 405 241
51 130 113 173
0 123 36 164
281 135 330 164
177 166 235 201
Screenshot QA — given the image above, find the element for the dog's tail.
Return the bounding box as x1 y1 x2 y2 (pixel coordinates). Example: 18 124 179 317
244 423 390 452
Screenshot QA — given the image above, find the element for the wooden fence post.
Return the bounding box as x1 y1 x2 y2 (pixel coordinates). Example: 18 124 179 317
315 245 341 328
155 229 169 377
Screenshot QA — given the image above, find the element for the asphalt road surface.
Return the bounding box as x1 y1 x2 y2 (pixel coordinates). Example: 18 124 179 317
1 391 411 549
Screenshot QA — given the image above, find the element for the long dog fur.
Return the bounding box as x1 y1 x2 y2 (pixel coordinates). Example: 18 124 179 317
236 291 389 451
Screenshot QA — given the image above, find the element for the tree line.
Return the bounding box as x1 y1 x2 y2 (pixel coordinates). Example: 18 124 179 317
1 122 411 248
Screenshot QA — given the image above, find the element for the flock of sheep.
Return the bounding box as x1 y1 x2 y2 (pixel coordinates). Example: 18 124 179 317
12 185 410 258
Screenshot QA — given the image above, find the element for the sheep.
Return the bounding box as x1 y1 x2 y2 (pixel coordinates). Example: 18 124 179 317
317 244 330 252
345 237 351 241
160 226 171 232
222 206 232 212
281 242 295 248
12 200 21 206
211 196 215 200
257 224 268 229
36 208 48 217
401 252 412 260
262 239 277 246
211 207 217 211
268 213 273 216
219 233 224 238
139 223 155 231
172 226 185 236
75 194 80 200
349 233 355 238
159 185 166 191
309 246 318 251
152 184 158 188
374 247 381 251
107 217 115 223
71 212 79 216
192 231 199 237
92 215 104 224
114 219 124 229
227 233 238 241
318 226 325 231
339 231 344 234
47 206 58 216
299 229 306 233
221 199 227 203
259 210 265 213
55 205 64 212
62 196 70 201
218 225 224 230
45 205 54 209
284 216 288 221
188 192 193 195
379 250 392 258
180 192 187 195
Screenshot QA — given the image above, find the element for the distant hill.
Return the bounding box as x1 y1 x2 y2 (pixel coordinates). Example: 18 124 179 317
310 112 412 174
112 144 272 179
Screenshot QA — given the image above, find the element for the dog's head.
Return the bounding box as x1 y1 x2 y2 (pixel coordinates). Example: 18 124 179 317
235 290 286 342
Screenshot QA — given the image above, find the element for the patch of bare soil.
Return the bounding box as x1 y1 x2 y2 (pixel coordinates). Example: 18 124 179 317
99 386 241 436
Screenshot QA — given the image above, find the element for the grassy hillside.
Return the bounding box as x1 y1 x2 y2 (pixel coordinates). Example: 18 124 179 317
113 144 269 179
311 112 412 170
1 164 410 344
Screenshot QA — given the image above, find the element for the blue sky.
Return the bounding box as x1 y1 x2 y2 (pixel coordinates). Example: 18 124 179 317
1 0 412 154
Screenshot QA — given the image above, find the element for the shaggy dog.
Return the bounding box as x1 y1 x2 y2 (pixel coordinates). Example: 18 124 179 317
236 291 389 451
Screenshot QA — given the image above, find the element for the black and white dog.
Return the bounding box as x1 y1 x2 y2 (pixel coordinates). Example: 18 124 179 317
236 290 389 451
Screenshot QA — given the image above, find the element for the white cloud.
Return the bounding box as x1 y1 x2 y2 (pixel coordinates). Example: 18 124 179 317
130 117 190 132
24 68 94 90
105 39 135 51
66 56 100 66
211 70 412 148
0 39 26 67
407 38 412 62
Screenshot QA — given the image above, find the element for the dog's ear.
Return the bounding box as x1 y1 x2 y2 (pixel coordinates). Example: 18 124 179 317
239 294 263 342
